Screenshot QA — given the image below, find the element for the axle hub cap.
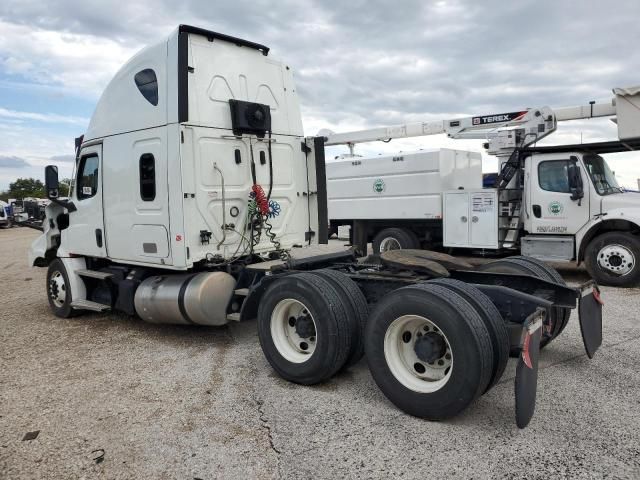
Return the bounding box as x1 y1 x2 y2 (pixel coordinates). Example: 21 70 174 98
48 271 67 308
414 332 447 363
294 314 316 339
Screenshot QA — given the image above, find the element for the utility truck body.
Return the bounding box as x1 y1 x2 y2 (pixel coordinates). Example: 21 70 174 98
328 149 482 221
328 144 640 286
326 91 640 287
29 25 604 428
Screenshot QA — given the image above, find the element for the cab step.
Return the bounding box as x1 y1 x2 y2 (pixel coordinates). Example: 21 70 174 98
234 288 250 296
70 299 111 312
76 269 113 280
226 313 241 322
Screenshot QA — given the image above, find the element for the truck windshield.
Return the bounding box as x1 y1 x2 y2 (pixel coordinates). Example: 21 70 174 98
583 154 623 195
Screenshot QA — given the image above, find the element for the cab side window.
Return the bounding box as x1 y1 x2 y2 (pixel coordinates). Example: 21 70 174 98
139 153 156 201
77 154 99 200
134 69 158 106
538 160 570 193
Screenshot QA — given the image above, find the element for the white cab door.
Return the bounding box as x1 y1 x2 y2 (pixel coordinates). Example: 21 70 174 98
62 144 106 257
527 154 590 235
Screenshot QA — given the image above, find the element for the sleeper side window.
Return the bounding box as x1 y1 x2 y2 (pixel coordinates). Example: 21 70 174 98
134 69 158 106
139 153 156 201
538 160 571 193
77 154 99 200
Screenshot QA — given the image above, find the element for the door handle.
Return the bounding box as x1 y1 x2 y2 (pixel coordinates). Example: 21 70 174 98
532 205 541 218
95 228 103 248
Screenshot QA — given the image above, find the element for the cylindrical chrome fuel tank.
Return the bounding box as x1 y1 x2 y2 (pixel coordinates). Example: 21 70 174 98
134 272 236 326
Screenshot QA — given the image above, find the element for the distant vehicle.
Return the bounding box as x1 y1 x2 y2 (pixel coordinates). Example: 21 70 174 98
0 200 11 228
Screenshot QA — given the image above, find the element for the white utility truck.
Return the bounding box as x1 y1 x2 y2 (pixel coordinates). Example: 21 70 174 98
326 95 640 287
30 25 606 428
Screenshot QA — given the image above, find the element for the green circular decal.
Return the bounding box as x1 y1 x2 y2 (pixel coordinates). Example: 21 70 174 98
373 178 386 194
548 201 564 216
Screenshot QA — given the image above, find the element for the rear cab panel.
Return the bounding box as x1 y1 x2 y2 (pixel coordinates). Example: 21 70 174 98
180 29 310 265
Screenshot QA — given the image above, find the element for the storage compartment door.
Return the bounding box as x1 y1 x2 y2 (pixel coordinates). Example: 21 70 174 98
470 191 498 248
443 192 470 247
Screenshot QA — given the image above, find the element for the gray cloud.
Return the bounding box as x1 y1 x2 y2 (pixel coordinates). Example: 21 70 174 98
1 0 639 133
49 154 75 163
0 155 29 168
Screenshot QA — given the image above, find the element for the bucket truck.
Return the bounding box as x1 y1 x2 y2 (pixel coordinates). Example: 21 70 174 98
28 25 605 428
326 89 640 287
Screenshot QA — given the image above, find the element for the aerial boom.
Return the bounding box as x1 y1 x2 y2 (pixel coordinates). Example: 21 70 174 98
323 88 632 157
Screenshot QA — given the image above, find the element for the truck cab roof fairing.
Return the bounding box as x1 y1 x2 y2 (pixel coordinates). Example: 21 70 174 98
177 25 270 124
84 25 270 141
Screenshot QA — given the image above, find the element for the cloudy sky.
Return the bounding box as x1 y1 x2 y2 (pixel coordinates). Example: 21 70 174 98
1 0 640 190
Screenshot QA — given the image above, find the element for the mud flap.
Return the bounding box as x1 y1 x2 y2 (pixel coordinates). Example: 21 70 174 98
514 310 543 429
578 285 603 359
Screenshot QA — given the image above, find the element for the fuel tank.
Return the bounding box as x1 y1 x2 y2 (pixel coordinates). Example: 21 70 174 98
134 272 235 326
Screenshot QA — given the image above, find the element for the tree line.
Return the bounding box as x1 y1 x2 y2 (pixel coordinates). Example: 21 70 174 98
0 178 71 202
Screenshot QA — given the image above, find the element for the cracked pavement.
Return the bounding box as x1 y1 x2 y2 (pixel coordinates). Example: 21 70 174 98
1 228 640 479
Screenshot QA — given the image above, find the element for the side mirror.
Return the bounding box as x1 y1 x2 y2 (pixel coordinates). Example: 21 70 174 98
45 165 60 199
568 160 584 202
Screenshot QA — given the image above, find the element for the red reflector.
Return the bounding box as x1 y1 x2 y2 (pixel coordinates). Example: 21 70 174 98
592 287 604 306
521 332 533 369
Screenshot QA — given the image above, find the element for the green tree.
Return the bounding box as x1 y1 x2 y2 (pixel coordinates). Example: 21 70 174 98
59 178 72 197
7 178 45 199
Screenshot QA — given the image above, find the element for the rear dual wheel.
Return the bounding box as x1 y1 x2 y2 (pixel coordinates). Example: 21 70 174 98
365 283 495 420
257 271 367 385
477 256 569 350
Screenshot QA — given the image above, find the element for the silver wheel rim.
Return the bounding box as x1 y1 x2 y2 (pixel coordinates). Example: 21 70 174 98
48 270 67 308
379 237 401 252
270 298 317 363
597 244 635 276
384 315 453 393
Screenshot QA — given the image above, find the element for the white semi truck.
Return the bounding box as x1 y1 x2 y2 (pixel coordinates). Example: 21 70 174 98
29 25 606 428
326 94 640 288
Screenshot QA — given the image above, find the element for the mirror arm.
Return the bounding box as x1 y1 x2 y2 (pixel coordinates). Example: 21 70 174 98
50 198 77 213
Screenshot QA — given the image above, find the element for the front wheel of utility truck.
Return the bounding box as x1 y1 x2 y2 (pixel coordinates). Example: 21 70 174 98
46 259 75 318
585 232 640 287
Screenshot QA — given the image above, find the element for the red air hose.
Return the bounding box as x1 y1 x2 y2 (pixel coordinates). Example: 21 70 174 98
251 184 269 215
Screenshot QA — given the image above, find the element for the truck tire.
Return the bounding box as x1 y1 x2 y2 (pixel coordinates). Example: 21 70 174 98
585 232 640 287
365 283 493 420
257 273 353 385
426 278 509 394
372 228 419 254
477 257 563 351
46 259 75 318
310 269 368 368
510 256 571 338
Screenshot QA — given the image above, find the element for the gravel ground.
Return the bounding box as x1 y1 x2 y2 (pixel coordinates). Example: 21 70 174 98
1 227 639 479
